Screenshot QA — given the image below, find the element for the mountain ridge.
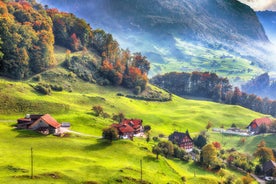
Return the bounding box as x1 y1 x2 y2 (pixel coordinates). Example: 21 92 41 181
38 0 275 79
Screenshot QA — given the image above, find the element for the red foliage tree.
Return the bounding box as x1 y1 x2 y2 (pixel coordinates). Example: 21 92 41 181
212 142 221 150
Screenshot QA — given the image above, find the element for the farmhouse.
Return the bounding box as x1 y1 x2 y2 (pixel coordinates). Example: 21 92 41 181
247 117 272 134
263 160 276 176
111 119 143 139
17 114 61 135
169 130 193 152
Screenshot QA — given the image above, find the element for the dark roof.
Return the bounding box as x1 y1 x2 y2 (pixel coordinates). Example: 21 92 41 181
169 130 193 143
17 118 32 122
263 160 276 173
251 117 272 127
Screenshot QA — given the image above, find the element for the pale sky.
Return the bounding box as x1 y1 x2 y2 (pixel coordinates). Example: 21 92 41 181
238 0 276 11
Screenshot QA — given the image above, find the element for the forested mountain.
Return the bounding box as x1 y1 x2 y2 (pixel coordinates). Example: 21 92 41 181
0 0 149 92
0 1 55 79
38 0 275 78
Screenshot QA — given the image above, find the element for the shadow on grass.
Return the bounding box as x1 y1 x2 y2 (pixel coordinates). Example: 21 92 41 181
84 138 112 151
12 128 44 138
143 155 159 162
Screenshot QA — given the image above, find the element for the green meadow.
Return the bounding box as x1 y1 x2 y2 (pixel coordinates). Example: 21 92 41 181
0 47 269 183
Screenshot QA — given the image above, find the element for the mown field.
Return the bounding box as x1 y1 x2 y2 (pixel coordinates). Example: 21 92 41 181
0 47 270 183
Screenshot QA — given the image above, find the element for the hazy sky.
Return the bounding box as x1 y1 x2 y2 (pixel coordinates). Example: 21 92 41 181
238 0 276 11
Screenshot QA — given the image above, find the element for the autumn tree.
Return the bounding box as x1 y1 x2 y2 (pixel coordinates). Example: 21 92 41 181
206 121 212 131
201 143 217 168
132 52 150 74
241 173 254 184
212 142 221 150
254 146 275 164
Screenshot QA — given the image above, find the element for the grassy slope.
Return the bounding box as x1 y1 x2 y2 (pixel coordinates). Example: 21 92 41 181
0 47 269 183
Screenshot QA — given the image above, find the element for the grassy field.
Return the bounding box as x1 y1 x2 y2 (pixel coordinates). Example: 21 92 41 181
0 73 267 183
0 47 271 183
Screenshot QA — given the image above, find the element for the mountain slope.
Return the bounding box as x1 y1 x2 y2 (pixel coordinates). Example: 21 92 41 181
38 0 275 79
257 11 276 44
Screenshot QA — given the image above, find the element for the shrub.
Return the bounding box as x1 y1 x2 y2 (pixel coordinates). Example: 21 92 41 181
35 83 51 95
32 75 41 82
50 84 63 91
133 86 141 95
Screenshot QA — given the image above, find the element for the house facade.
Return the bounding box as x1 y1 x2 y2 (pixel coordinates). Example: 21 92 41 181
247 117 272 133
169 130 193 152
18 114 61 135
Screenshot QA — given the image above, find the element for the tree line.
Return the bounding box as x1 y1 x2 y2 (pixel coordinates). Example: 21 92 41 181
151 71 276 117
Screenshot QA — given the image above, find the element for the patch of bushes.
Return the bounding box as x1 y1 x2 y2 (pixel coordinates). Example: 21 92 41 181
50 84 63 91
35 83 51 95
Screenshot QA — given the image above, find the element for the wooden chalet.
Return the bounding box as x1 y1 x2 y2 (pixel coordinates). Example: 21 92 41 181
263 160 276 176
247 117 272 133
169 130 193 152
111 119 143 139
25 114 61 135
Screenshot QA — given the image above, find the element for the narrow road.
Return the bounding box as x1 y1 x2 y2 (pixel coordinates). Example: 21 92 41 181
250 173 265 184
66 130 102 138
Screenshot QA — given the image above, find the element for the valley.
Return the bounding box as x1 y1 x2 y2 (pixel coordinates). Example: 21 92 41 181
0 0 276 183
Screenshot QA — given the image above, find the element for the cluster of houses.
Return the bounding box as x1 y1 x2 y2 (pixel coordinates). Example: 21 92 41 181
17 114 276 178
111 119 143 140
17 114 70 135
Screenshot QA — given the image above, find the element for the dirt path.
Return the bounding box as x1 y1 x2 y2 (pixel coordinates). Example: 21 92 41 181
66 130 102 138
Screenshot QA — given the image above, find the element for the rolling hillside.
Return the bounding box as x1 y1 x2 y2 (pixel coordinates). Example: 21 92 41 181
0 47 266 183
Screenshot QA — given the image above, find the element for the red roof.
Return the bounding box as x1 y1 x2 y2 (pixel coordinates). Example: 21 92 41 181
118 124 134 133
40 114 61 128
252 117 272 127
111 123 135 133
121 119 142 129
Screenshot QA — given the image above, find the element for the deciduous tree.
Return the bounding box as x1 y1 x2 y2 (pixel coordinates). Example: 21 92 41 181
102 127 118 143
201 143 217 168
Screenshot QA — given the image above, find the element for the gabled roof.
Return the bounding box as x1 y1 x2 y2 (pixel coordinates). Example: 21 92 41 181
169 130 193 143
121 119 142 129
118 124 135 133
30 114 61 129
251 117 272 127
263 160 276 173
40 114 61 128
111 123 135 133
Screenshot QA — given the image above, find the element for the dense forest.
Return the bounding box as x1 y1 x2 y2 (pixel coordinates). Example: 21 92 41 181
0 0 149 92
151 72 276 117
